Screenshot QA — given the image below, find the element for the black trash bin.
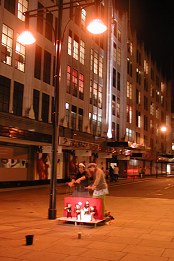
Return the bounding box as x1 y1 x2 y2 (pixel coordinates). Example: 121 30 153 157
25 235 34 245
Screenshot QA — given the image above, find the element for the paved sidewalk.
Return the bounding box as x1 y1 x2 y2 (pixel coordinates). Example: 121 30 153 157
1 179 174 260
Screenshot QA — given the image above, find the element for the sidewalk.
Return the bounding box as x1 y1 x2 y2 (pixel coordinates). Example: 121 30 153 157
1 179 174 260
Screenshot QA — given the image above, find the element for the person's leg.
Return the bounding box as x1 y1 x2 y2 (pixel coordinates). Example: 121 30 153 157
93 194 105 218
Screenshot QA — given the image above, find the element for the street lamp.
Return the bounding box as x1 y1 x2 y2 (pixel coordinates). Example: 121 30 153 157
18 0 107 219
161 126 167 133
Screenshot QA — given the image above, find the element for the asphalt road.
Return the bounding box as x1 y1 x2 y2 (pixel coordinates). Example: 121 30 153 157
109 177 174 199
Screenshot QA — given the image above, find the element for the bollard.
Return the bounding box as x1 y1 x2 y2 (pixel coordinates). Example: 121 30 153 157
25 235 34 245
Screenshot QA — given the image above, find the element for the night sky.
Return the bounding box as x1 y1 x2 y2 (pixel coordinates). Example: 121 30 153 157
115 0 174 80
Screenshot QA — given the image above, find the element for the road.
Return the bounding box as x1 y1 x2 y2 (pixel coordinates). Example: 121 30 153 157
109 177 174 199
1 177 174 219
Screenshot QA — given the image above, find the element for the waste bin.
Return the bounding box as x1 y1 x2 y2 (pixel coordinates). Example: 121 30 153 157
25 235 34 245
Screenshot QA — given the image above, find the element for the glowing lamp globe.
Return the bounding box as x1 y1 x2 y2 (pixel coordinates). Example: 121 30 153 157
17 31 36 45
161 126 167 132
87 19 107 34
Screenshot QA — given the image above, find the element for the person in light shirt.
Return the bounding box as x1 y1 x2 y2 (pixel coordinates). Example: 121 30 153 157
86 163 109 216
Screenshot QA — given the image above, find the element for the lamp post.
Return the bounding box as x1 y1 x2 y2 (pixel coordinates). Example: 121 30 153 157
18 0 107 220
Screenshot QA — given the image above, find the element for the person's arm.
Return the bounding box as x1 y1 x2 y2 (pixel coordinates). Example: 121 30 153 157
75 175 86 184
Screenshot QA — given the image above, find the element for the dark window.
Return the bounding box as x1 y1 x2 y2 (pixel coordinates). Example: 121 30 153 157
34 45 42 80
113 20 117 37
74 7 81 25
4 0 15 14
45 12 53 41
136 89 139 104
144 77 148 91
52 56 56 86
112 121 115 140
37 2 44 34
78 108 83 131
43 50 51 84
42 93 49 123
0 75 10 112
113 68 116 87
144 96 148 111
117 72 120 90
136 132 140 144
51 96 54 123
71 105 77 130
144 115 148 131
116 123 120 141
13 81 24 116
33 89 40 120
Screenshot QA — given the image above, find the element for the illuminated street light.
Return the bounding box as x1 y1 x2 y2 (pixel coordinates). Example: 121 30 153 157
161 126 167 133
87 18 107 34
18 0 107 220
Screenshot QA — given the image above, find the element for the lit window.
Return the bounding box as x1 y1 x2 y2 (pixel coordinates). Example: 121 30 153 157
99 55 103 78
156 107 159 119
89 79 92 104
1 24 13 65
126 128 133 140
116 97 120 118
81 8 86 28
72 69 78 96
73 35 79 60
65 102 70 127
127 81 132 99
18 0 28 21
129 106 132 123
117 47 121 66
68 32 72 56
15 33 25 72
80 40 85 64
66 66 71 93
90 49 93 71
92 113 97 135
150 102 154 115
112 95 116 115
98 85 102 108
127 105 132 123
136 111 141 128
113 42 116 62
79 73 84 99
93 82 98 106
98 115 102 136
94 51 98 74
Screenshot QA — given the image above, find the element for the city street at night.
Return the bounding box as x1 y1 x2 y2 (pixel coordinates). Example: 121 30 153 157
1 177 174 260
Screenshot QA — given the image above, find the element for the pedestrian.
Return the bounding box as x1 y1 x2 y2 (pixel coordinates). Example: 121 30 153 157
138 166 142 179
86 163 109 217
109 165 114 182
113 164 119 181
105 168 110 181
67 162 90 197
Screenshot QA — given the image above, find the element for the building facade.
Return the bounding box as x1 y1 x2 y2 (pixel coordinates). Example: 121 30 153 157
0 0 172 184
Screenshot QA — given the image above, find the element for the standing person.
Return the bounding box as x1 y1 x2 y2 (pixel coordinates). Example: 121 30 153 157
109 165 114 182
138 166 142 179
67 163 90 197
86 163 109 217
113 164 119 181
